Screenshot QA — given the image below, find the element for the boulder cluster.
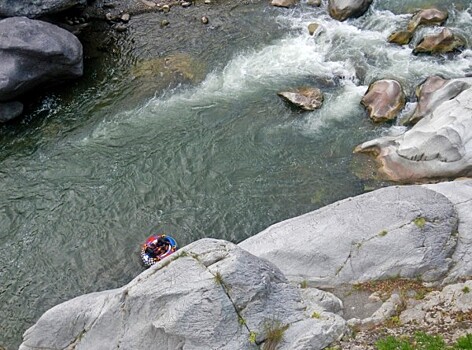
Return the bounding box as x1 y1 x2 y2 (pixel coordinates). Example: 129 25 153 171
271 0 470 184
0 1 85 122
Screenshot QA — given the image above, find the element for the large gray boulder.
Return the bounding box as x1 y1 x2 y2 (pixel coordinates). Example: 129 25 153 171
20 239 346 350
328 0 373 22
0 0 86 18
354 87 472 182
0 17 83 102
424 181 472 284
240 185 458 287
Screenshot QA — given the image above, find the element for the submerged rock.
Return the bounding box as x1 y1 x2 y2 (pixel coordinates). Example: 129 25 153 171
361 79 406 123
413 28 465 55
354 86 472 182
278 87 324 111
328 0 373 22
20 239 347 350
0 0 86 18
0 17 83 102
0 101 23 123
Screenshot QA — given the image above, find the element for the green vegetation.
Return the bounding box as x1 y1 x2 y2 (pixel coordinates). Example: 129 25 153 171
300 280 308 289
375 332 472 350
213 271 224 286
462 286 470 294
311 311 321 319
263 320 289 350
385 315 401 328
238 316 246 326
248 331 257 344
379 230 388 237
414 217 426 228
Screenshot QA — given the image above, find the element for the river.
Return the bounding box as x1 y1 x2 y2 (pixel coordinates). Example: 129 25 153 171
1 1 471 348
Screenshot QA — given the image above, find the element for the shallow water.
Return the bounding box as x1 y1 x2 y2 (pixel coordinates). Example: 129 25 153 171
1 1 471 348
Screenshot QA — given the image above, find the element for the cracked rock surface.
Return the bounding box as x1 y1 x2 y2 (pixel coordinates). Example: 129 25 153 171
19 239 346 350
240 182 463 287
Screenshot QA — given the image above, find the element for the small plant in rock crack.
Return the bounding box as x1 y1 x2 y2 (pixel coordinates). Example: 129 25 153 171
262 319 289 350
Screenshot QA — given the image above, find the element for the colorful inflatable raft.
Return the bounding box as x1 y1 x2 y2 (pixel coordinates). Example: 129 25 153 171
140 234 178 267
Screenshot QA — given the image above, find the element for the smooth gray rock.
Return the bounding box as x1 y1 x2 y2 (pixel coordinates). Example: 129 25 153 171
328 0 373 22
240 185 458 287
300 288 344 315
424 180 472 284
355 87 472 182
0 0 86 18
20 239 346 350
0 17 83 101
0 100 23 122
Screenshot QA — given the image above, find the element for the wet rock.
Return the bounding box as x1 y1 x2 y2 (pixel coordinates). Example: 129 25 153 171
404 76 471 125
354 85 472 182
181 1 191 7
361 79 406 123
161 4 170 12
407 8 448 32
328 0 373 22
201 16 209 24
0 101 24 123
413 28 465 55
240 184 458 286
278 87 324 111
308 22 320 36
307 0 321 6
0 0 86 18
160 19 170 27
0 17 83 102
19 239 347 350
271 0 298 8
388 30 413 45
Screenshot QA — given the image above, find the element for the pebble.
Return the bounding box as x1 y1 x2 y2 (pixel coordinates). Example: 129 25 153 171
161 19 170 27
115 23 127 32
181 1 191 7
204 0 211 3
105 12 116 22
162 4 170 12
201 16 209 24
121 13 130 22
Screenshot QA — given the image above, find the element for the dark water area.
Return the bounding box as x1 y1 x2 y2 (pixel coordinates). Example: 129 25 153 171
1 1 471 348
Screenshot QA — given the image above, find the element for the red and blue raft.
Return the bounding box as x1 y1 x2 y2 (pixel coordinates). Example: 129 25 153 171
140 234 178 267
